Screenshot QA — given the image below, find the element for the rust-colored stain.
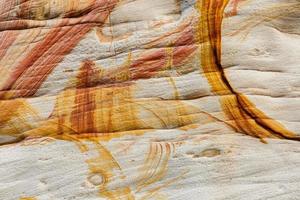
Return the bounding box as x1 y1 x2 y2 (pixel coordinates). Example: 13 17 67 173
1 23 92 99
0 0 119 100
71 60 98 134
0 31 19 60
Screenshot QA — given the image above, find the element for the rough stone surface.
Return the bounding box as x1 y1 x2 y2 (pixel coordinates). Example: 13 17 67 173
0 0 299 199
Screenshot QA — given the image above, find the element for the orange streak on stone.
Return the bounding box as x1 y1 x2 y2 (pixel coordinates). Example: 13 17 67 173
48 85 142 140
173 26 195 46
129 21 197 79
172 45 197 66
86 139 135 199
137 142 173 193
0 100 25 135
130 49 167 79
19 197 37 200
2 24 92 99
30 83 206 142
130 46 196 80
0 0 119 100
0 98 40 144
71 60 97 134
197 0 300 142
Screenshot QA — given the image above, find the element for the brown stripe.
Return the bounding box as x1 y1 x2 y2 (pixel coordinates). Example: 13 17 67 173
70 60 97 133
198 0 300 141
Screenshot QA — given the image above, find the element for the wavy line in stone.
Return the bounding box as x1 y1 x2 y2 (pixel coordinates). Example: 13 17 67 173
197 0 300 142
0 1 299 199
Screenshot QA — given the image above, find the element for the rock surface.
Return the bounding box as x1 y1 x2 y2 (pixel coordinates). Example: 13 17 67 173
0 0 300 199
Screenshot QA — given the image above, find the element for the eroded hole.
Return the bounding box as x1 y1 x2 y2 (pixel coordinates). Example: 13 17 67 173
87 174 104 186
197 148 221 158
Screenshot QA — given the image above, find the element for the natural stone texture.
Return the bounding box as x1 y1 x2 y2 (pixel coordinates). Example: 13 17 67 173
0 0 299 199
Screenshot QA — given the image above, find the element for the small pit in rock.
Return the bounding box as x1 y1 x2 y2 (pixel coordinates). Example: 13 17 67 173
197 148 221 158
187 148 221 158
87 174 104 186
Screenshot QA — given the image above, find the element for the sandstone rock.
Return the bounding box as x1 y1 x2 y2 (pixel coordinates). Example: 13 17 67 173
0 0 299 199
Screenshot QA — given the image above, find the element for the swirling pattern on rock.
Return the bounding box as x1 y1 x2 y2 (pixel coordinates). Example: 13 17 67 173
0 0 299 199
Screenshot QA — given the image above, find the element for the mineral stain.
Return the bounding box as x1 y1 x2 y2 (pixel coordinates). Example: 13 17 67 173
1 1 300 200
197 0 300 142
